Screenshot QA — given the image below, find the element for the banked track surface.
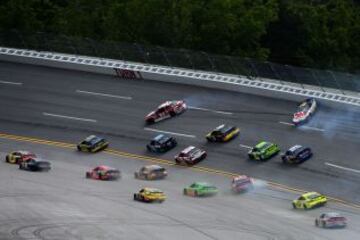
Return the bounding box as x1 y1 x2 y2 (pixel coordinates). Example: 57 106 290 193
0 61 360 206
0 137 360 240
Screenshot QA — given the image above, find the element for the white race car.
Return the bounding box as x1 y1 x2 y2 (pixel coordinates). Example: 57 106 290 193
292 98 317 125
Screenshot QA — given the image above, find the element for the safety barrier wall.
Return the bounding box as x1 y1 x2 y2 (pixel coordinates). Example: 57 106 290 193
1 47 360 110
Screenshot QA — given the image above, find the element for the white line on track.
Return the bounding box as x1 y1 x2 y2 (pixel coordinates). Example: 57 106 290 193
188 106 233 115
0 80 23 85
76 90 132 100
239 144 252 149
43 112 97 123
325 162 360 174
279 121 294 126
278 121 324 132
144 127 196 138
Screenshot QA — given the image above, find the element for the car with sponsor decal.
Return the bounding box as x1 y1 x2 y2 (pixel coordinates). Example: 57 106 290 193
183 182 218 197
5 150 36 164
248 141 280 161
281 145 312 164
175 146 207 166
292 98 317 125
146 134 177 153
231 175 253 193
19 158 51 172
134 165 168 180
77 135 109 153
145 100 186 124
292 192 327 209
315 212 347 228
133 188 166 203
86 165 120 180
206 124 240 142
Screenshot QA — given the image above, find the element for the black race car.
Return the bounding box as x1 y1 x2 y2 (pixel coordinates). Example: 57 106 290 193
206 124 240 142
19 158 51 171
77 135 109 153
146 134 177 153
281 145 312 164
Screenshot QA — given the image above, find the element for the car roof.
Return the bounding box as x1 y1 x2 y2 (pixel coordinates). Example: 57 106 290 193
96 165 112 170
255 141 272 149
192 182 212 187
144 187 163 193
302 192 320 198
85 135 103 143
214 124 234 133
158 101 173 108
233 175 250 181
17 150 34 155
324 212 341 217
182 146 196 154
143 165 163 170
288 145 303 153
153 134 170 143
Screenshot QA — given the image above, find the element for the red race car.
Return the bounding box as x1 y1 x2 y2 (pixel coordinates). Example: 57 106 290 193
86 165 121 180
5 150 37 164
231 175 253 193
145 100 186 124
175 146 207 166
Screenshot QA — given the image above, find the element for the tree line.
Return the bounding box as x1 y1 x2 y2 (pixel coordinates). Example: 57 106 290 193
0 0 359 71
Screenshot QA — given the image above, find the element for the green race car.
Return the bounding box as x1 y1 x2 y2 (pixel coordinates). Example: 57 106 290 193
248 141 280 160
183 182 218 197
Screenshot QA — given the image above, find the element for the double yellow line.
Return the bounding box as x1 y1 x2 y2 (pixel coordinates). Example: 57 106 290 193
1 132 359 210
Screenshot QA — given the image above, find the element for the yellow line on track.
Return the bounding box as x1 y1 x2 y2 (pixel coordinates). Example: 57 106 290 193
0 132 359 210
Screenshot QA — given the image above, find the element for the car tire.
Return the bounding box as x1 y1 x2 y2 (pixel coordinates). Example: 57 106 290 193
175 159 180 165
170 111 176 117
146 119 155 124
322 222 326 228
183 189 187 195
315 219 319 227
304 204 308 210
77 146 81 151
5 155 9 163
292 203 296 209
194 191 198 197
146 145 152 152
133 194 137 201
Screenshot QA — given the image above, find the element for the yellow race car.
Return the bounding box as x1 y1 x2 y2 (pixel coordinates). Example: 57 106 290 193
5 150 37 164
206 124 240 142
292 192 327 209
133 188 166 203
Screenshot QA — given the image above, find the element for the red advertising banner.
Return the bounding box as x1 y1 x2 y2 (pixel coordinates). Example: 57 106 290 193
114 68 142 79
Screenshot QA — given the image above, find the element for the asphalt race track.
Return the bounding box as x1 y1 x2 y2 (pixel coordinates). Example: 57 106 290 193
0 139 359 240
0 61 360 239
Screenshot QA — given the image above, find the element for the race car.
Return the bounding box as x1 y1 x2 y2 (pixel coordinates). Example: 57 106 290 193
206 124 240 142
175 146 207 166
292 98 317 125
183 182 218 197
315 212 347 228
134 165 168 180
248 141 280 161
231 175 253 193
86 165 120 180
281 145 312 164
133 188 166 203
145 100 186 124
292 192 327 209
5 150 36 164
19 158 51 172
146 134 177 153
77 135 109 153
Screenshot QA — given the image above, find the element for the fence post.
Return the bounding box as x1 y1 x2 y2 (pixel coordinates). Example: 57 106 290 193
203 52 216 71
158 46 172 67
328 70 345 95
268 62 283 84
310 69 325 92
134 43 148 63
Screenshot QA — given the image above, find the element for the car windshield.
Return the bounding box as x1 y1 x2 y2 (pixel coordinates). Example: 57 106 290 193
255 142 271 151
189 148 201 156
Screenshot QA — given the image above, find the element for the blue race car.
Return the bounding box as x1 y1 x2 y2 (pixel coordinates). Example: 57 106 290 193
146 134 177 153
281 145 312 164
